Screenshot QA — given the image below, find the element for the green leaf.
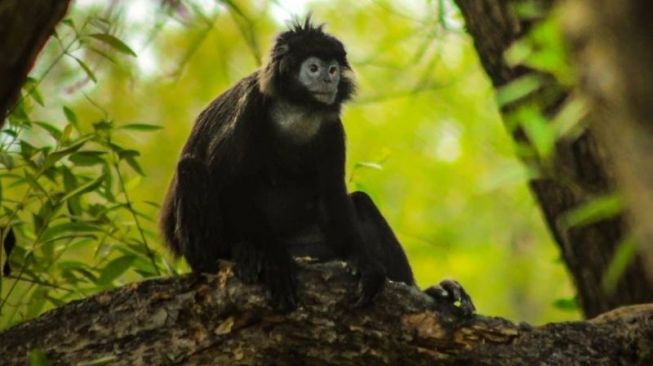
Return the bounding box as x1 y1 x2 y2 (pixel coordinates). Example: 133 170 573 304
88 47 117 64
495 74 542 107
41 222 102 243
602 237 638 294
561 193 623 228
354 161 383 170
97 255 136 285
0 151 14 170
61 166 82 217
72 56 97 83
58 260 99 283
63 106 79 126
26 287 48 319
515 107 556 158
42 139 90 170
24 172 49 197
69 151 107 166
34 121 63 141
93 120 113 132
62 18 75 29
552 96 587 139
553 296 578 312
124 156 144 176
60 174 105 202
28 349 53 366
118 149 139 159
90 33 137 57
118 123 162 131
20 140 37 159
28 87 45 107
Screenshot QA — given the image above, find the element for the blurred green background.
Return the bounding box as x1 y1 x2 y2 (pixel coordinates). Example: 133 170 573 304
0 0 578 327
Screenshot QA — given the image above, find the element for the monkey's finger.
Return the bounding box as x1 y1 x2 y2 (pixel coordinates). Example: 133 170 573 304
439 279 476 317
352 271 385 308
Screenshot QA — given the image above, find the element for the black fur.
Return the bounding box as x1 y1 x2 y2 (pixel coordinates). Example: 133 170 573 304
160 19 473 312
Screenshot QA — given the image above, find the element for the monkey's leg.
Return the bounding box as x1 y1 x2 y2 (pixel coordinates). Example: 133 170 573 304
227 192 297 311
350 191 475 316
175 156 222 273
349 191 415 285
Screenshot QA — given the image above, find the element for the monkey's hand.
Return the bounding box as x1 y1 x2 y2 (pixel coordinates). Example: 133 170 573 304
233 242 298 312
352 259 386 308
262 251 298 312
425 279 476 317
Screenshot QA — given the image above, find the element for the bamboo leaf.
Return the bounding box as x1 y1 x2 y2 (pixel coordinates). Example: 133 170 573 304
118 123 162 131
60 174 105 202
90 33 137 57
602 237 638 294
561 194 623 228
63 106 79 126
72 56 97 83
97 255 136 285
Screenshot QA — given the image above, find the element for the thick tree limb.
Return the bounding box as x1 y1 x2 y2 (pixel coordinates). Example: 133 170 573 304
454 0 653 317
0 0 71 123
0 262 652 365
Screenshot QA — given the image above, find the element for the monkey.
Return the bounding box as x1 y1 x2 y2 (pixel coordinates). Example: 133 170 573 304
160 18 475 314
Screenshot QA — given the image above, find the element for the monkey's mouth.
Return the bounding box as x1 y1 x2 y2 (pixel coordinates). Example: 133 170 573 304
311 91 337 104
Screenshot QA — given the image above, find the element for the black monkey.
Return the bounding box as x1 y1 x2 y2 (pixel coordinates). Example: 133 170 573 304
160 18 474 314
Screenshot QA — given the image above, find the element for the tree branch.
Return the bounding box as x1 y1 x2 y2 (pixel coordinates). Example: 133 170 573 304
0 262 651 365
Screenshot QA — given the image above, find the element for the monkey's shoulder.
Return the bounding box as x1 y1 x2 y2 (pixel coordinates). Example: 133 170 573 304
199 73 263 123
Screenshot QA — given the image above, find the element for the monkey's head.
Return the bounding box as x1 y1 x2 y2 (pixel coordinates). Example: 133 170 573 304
259 17 355 110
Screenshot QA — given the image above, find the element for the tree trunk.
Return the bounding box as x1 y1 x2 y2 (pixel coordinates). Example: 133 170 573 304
453 0 653 318
0 0 71 123
0 262 651 365
563 0 653 284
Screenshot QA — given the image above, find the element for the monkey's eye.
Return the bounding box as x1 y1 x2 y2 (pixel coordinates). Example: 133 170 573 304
328 65 338 75
309 64 319 73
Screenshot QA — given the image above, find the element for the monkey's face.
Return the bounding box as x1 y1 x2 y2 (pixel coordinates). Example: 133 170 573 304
297 56 341 105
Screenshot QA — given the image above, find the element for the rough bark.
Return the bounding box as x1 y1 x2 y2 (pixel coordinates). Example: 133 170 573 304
454 0 653 317
562 0 653 283
0 0 71 123
0 262 652 366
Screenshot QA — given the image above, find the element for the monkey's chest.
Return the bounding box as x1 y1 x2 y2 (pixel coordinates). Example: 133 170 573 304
270 102 326 145
258 174 321 234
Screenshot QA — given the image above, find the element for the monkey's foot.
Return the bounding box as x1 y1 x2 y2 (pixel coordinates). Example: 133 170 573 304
262 254 298 312
352 260 386 308
233 242 298 312
233 242 264 285
425 279 476 317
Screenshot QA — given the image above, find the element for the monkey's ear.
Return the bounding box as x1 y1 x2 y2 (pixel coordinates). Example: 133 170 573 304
277 44 289 56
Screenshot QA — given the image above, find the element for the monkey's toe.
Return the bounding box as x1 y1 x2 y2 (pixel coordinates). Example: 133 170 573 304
352 261 385 308
264 269 298 312
425 279 476 317
233 242 263 284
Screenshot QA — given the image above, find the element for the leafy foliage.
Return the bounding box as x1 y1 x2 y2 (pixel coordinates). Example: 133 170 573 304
0 11 168 329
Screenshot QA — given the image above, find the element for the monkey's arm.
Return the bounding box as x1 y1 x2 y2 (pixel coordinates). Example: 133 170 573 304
170 156 223 273
318 123 385 306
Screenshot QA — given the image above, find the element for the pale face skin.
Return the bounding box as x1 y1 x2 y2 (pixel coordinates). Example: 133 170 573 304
297 56 341 105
